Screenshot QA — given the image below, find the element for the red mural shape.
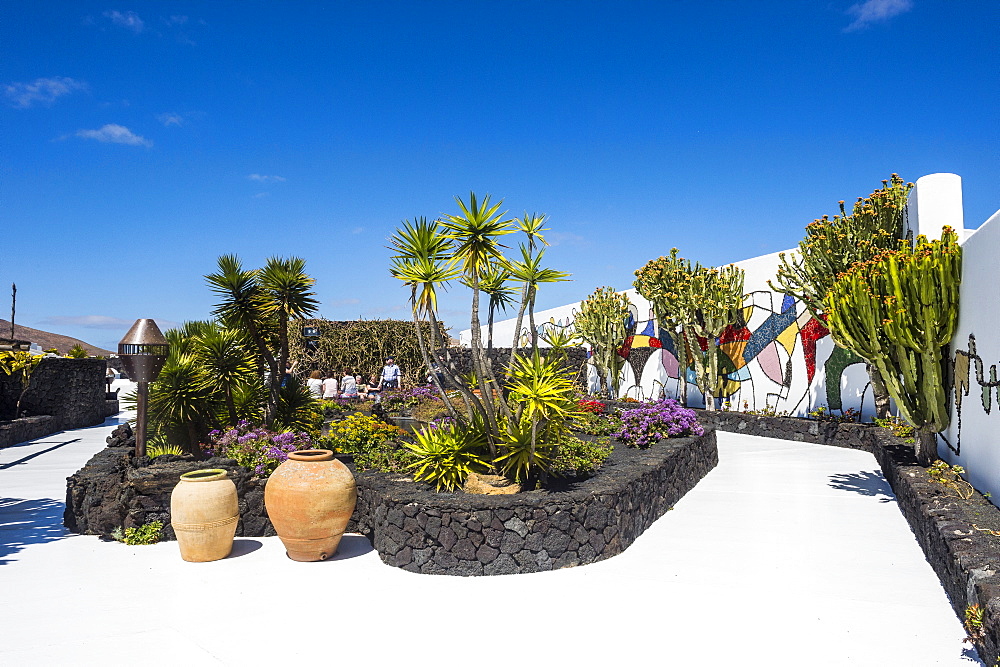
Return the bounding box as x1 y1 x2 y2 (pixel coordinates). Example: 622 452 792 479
799 316 830 383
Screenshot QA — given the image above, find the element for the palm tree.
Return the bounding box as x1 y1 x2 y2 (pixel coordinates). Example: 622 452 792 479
388 217 468 420
145 351 218 454
258 256 319 422
439 193 516 436
194 325 257 426
465 261 516 352
206 254 318 426
507 244 571 368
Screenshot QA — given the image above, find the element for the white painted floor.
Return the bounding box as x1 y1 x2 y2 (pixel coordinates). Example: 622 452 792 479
0 391 982 666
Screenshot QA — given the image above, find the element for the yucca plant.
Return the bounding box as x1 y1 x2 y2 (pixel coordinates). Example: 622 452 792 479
146 437 185 458
273 376 322 436
139 352 219 453
500 350 581 481
388 193 579 489
406 422 490 491
440 192 518 439
495 415 559 483
206 254 318 426
194 326 258 426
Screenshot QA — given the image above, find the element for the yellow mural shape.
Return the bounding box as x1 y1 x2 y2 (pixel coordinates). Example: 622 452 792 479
777 321 799 356
720 339 750 371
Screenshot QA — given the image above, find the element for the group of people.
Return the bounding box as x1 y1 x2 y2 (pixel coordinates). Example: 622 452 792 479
303 357 401 401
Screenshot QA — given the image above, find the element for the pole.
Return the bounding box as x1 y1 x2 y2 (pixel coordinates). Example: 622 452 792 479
10 283 15 341
135 381 148 458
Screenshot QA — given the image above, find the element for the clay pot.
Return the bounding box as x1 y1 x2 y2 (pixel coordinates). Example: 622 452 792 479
170 469 239 562
264 449 357 562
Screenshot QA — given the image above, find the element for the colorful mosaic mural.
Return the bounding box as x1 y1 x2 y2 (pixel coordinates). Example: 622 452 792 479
519 290 871 414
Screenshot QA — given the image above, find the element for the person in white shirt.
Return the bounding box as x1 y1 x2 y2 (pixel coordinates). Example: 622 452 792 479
340 370 358 398
379 357 401 390
321 373 338 399
306 370 324 398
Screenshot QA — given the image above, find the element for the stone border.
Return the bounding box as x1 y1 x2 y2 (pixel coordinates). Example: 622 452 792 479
690 409 999 664
346 432 717 575
0 415 57 449
693 409 873 451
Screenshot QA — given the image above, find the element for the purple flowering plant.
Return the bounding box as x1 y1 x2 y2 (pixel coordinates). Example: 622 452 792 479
380 384 439 413
202 420 315 476
613 399 704 448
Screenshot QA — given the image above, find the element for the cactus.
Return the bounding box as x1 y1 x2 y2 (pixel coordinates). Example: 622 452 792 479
574 286 631 398
771 175 913 418
684 263 745 411
634 248 694 404
827 228 962 464
634 251 744 410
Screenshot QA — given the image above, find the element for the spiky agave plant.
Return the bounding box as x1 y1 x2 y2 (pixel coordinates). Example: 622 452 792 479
405 421 490 491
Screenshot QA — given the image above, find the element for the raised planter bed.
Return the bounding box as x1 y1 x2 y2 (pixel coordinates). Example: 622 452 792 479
350 431 717 575
1 415 57 449
65 423 718 576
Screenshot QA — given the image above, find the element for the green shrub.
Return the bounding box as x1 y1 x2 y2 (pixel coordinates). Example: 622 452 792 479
113 521 163 545
551 435 613 478
351 438 418 473
318 413 415 473
573 411 622 436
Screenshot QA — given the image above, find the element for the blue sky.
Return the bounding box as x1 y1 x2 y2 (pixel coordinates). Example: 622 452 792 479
3 0 998 350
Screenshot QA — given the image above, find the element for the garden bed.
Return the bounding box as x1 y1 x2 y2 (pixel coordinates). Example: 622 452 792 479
65 422 718 576
350 430 717 575
1 415 57 449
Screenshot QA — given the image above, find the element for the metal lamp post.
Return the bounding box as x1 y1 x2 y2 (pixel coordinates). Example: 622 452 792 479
118 319 169 458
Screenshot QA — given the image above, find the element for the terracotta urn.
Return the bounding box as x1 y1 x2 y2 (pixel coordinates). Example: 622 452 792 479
170 469 239 562
264 449 357 561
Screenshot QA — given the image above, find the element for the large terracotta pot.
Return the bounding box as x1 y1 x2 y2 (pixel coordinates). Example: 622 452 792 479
170 469 239 562
265 449 357 561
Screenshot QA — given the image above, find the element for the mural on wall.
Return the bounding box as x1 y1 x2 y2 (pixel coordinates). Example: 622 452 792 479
517 290 870 415
949 333 1000 455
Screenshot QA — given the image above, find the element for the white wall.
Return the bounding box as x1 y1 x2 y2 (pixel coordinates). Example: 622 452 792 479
942 207 1000 498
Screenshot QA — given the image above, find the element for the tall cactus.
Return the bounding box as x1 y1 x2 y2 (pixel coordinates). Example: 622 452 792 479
771 175 913 418
684 263 745 411
827 228 962 464
574 286 630 398
634 248 694 405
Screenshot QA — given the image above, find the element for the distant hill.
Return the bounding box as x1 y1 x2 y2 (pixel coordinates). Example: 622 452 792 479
0 319 113 356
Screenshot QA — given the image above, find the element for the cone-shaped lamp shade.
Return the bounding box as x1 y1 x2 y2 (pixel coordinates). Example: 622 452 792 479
118 319 170 383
